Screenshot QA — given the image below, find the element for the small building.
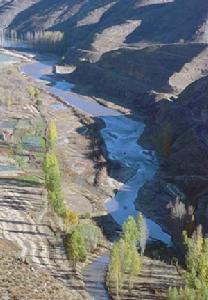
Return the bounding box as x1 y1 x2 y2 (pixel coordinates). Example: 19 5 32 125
53 64 76 74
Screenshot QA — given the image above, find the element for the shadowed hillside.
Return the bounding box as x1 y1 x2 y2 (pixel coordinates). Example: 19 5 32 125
0 0 208 107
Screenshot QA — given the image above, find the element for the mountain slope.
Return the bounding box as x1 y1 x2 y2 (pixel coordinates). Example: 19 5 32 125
137 74 208 237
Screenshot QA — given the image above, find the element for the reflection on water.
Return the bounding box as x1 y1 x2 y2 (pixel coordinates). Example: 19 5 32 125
0 32 32 49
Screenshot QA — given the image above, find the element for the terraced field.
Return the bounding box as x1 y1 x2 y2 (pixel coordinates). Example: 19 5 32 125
0 179 90 299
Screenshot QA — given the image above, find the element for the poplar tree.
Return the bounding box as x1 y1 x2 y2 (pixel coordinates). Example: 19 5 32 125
44 151 65 216
128 244 141 289
48 120 57 148
122 216 139 245
109 240 124 296
66 230 86 268
109 216 142 296
168 225 208 299
137 213 149 255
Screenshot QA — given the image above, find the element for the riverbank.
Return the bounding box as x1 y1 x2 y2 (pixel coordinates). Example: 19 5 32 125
0 47 33 62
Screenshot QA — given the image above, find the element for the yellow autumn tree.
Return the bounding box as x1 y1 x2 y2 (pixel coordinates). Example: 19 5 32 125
64 208 79 228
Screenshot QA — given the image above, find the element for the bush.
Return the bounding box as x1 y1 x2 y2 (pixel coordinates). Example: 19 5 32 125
66 230 87 266
28 86 41 100
77 224 101 253
64 208 79 228
65 224 101 265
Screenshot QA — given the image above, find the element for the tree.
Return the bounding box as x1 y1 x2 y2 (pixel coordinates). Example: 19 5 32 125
108 217 142 296
122 216 139 245
48 120 57 148
137 213 149 255
184 225 208 286
77 224 101 253
32 31 65 54
168 285 208 300
108 240 124 296
66 230 87 267
108 238 141 296
167 198 195 242
168 226 208 299
64 208 79 229
44 151 65 216
128 243 141 289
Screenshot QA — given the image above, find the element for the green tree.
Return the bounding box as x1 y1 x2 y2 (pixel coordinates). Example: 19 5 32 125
48 120 57 148
66 230 87 267
122 216 139 245
168 226 208 299
108 238 141 296
108 217 142 296
44 151 65 216
128 244 141 289
77 224 101 253
108 240 124 296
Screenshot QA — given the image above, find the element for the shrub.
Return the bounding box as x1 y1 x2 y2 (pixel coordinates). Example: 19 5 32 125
77 224 101 253
65 223 101 266
66 230 87 266
64 208 79 228
28 86 41 100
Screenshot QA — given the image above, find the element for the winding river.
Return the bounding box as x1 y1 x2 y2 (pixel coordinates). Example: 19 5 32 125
20 55 172 299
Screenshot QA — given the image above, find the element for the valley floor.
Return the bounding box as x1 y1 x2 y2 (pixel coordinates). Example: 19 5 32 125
0 57 184 300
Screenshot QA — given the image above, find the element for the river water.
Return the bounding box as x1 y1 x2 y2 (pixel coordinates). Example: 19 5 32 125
20 56 172 299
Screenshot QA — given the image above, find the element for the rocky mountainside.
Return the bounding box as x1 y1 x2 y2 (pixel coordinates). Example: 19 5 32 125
2 0 208 44
137 74 208 238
